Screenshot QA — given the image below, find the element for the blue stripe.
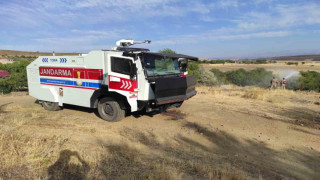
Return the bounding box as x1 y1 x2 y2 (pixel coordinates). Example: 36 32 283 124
40 78 101 88
87 82 101 88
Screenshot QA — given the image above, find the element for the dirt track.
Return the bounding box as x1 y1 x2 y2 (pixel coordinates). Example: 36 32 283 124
0 87 320 179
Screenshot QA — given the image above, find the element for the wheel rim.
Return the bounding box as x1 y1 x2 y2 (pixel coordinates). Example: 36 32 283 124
103 103 114 116
45 101 53 106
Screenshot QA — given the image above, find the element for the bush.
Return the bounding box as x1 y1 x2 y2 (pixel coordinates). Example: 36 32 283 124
0 60 31 94
198 60 235 64
287 62 298 66
299 71 320 92
198 70 218 86
210 68 228 85
210 68 274 88
210 60 235 64
187 62 201 81
241 59 268 64
225 68 247 86
241 61 252 64
255 59 268 64
188 62 217 86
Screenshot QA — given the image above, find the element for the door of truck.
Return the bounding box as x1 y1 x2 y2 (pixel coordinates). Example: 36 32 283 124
107 55 138 97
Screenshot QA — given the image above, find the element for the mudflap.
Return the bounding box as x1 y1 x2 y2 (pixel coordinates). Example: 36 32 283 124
186 75 197 98
154 75 197 105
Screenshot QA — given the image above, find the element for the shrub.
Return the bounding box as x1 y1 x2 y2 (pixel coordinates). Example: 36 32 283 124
243 68 274 87
209 68 274 88
210 68 228 85
255 59 267 64
187 62 201 81
0 60 31 94
241 61 252 64
198 70 218 86
187 63 217 86
286 62 298 66
225 68 247 86
241 59 268 64
299 71 320 92
198 60 235 64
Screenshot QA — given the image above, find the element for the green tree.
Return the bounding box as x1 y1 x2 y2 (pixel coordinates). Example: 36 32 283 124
158 48 176 54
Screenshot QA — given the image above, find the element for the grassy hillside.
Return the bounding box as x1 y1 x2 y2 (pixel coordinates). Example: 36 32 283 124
0 50 79 58
272 54 320 61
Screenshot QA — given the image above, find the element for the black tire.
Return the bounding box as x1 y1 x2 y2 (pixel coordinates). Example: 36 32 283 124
42 101 60 111
98 97 125 122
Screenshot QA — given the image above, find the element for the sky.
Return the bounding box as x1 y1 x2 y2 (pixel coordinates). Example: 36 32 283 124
0 0 320 59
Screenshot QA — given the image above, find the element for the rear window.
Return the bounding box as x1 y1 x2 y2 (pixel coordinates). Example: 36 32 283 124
111 57 131 75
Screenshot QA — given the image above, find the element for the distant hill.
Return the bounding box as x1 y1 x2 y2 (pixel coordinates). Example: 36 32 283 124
0 50 79 58
271 54 320 61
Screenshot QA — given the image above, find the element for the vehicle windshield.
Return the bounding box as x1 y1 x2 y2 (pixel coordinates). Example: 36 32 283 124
143 55 180 76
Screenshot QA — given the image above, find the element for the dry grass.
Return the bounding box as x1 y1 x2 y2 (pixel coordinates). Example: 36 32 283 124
241 88 296 103
197 85 316 104
0 102 251 179
0 87 319 179
202 61 320 72
197 85 320 129
0 61 14 64
0 50 78 58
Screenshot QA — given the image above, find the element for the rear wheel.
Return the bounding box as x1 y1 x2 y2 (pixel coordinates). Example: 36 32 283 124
42 101 60 111
98 98 125 122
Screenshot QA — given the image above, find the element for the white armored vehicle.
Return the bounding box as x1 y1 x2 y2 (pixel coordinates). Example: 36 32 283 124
27 40 197 121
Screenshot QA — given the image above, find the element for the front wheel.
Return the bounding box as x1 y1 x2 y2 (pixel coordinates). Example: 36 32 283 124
97 98 125 122
42 101 60 111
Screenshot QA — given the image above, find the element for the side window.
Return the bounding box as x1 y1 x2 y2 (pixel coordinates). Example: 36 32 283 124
111 57 131 75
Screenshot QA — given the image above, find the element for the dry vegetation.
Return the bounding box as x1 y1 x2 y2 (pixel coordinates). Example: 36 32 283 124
0 50 79 58
0 86 320 179
202 61 320 73
197 85 320 128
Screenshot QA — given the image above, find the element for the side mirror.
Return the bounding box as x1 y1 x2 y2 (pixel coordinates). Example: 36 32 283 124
129 61 137 80
178 58 188 72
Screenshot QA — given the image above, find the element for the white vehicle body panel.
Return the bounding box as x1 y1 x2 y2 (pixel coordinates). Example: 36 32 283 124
27 51 147 112
27 42 197 118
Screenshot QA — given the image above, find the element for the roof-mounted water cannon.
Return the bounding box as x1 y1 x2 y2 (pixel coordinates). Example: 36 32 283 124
115 39 151 47
112 39 152 52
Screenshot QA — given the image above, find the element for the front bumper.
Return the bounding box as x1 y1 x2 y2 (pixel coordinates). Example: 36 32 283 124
153 75 197 105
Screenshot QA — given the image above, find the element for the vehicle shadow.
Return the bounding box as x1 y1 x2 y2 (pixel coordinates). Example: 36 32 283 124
94 122 320 179
47 150 89 180
179 122 320 179
274 106 320 129
130 110 159 118
61 104 101 118
0 102 13 113
62 104 159 119
130 109 185 120
44 122 320 179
